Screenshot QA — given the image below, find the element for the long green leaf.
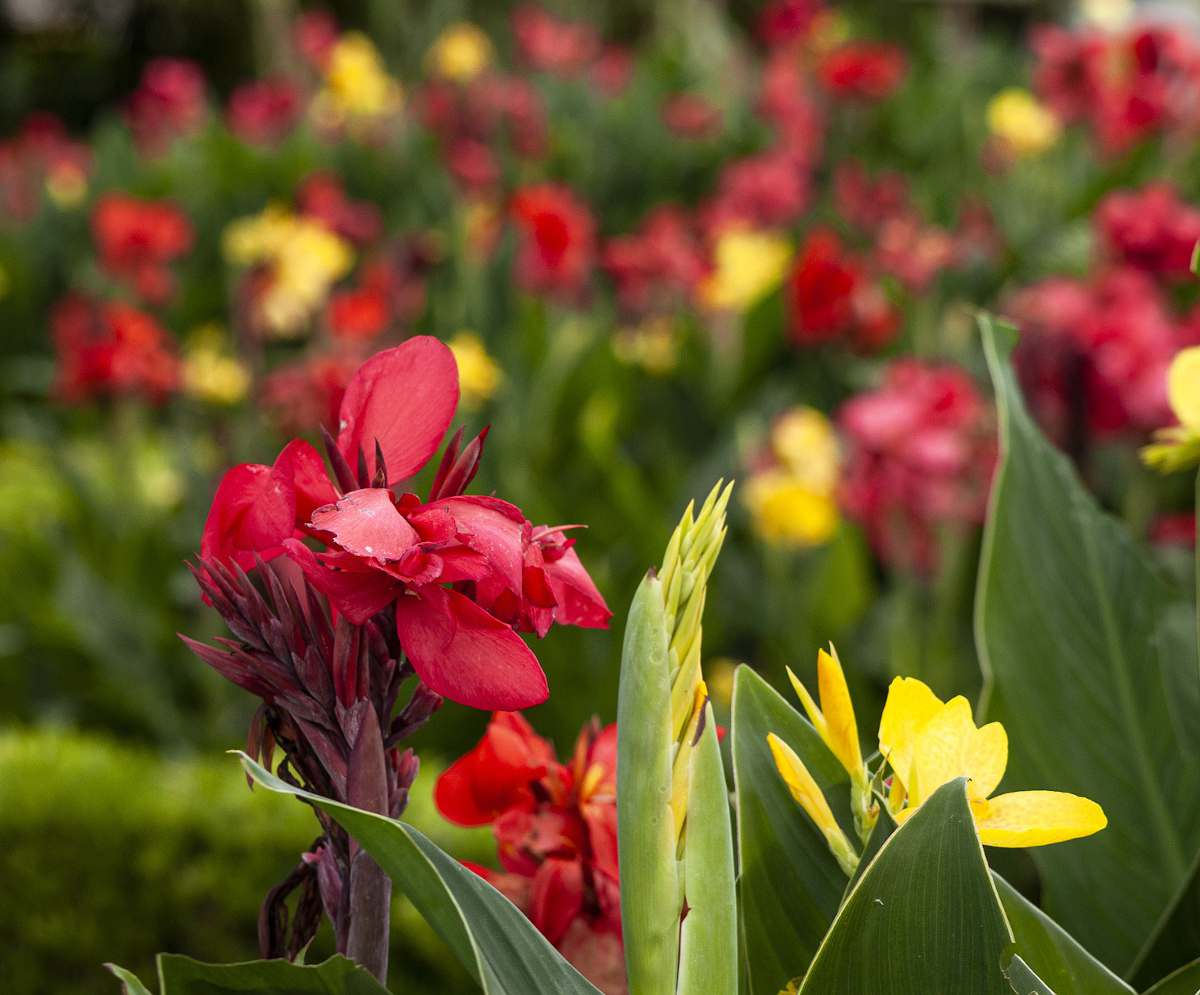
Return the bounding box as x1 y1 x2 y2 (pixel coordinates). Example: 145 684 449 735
995 876 1133 995
731 665 851 995
1142 960 1200 995
798 778 1012 994
677 702 737 995
616 571 679 995
1004 955 1057 995
239 755 601 995
106 954 390 994
976 315 1200 973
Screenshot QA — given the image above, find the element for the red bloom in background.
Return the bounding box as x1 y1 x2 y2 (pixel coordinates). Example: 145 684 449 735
758 0 822 48
294 10 339 69
701 152 810 233
602 206 707 316
0 113 90 222
591 46 634 98
297 172 382 246
839 360 996 572
758 53 825 168
126 58 207 154
818 42 907 101
833 160 910 232
787 229 898 351
511 184 596 297
201 337 609 710
227 78 302 146
260 352 357 436
1095 183 1200 280
661 94 722 139
91 194 193 305
52 294 179 403
512 6 600 77
327 286 391 342
437 713 625 994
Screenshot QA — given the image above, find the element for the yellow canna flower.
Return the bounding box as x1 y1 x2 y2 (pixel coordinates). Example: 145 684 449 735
768 733 859 876
1142 346 1200 474
698 229 792 313
448 331 503 409
986 88 1061 159
788 647 863 784
743 470 839 548
770 407 839 492
882 677 1107 847
612 318 681 376
312 33 403 129
182 325 250 406
426 22 493 83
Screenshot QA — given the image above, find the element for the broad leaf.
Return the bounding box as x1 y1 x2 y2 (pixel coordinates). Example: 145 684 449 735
731 665 852 995
1004 954 1056 995
977 316 1200 973
1142 960 1200 995
106 954 389 994
845 802 897 895
1130 850 1200 991
239 755 602 995
995 875 1133 995
798 778 1012 994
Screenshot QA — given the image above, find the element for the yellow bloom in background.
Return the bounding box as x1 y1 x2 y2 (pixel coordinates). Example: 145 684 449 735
313 33 403 128
45 164 88 208
770 406 840 493
612 318 681 376
182 325 250 406
426 22 493 83
745 471 838 548
1142 346 1200 473
223 206 353 337
880 676 1107 847
699 229 792 313
1079 0 1133 29
448 332 503 408
986 88 1061 159
768 733 859 876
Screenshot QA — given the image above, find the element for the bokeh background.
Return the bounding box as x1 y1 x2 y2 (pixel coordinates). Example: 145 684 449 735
2 0 1198 990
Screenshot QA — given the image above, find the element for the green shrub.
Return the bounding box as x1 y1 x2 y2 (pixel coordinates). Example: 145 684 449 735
0 727 490 994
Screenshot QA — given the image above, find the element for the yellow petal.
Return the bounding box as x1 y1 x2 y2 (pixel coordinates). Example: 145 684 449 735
1168 346 1200 429
974 791 1107 848
768 733 840 838
816 646 863 780
909 698 1008 807
878 677 943 792
786 665 826 740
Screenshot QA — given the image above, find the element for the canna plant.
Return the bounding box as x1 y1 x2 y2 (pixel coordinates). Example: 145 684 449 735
112 316 1200 995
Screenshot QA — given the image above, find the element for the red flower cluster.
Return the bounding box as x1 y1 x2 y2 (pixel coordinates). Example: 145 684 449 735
91 194 193 305
298 172 383 246
202 337 609 710
227 78 302 146
787 228 898 351
511 184 596 297
701 152 811 235
0 112 90 222
601 206 707 317
52 294 179 403
661 93 722 139
512 6 601 77
1032 22 1200 152
757 0 822 48
1094 182 1200 280
125 58 207 154
260 352 357 435
839 360 996 572
817 42 908 102
437 712 624 994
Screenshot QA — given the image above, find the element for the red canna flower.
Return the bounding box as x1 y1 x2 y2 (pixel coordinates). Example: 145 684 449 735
52 294 180 403
91 193 193 305
260 351 358 436
601 206 707 316
201 337 609 710
817 42 907 102
298 172 383 246
1094 183 1200 280
125 58 207 154
0 112 91 222
227 77 302 146
758 0 822 48
661 94 722 139
294 10 339 70
786 229 898 351
838 360 996 572
701 152 810 235
437 713 625 994
327 286 391 342
511 184 596 297
512 6 600 77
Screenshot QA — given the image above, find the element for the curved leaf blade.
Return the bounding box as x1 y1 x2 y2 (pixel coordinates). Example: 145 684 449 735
106 955 390 994
238 754 601 995
977 315 1200 973
798 778 1012 995
1142 959 1200 995
731 665 852 995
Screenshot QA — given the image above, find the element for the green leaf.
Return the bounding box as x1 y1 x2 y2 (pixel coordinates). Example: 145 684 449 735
994 875 1133 995
677 703 738 995
1004 954 1057 995
1142 959 1200 995
616 571 680 995
1130 849 1200 990
731 665 851 995
798 778 1012 994
845 802 897 896
106 954 390 994
238 755 601 995
106 964 155 995
977 315 1200 973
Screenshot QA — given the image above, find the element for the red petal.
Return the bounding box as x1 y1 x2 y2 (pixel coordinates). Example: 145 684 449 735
275 438 338 523
336 337 459 484
283 539 398 624
544 546 611 629
530 859 584 946
310 487 420 560
200 462 294 568
429 494 529 596
395 586 549 710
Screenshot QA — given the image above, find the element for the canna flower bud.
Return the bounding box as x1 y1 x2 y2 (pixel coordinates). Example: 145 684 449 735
768 733 859 877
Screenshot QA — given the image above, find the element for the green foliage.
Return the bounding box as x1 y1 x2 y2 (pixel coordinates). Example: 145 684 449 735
0 728 486 995
110 954 390 995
